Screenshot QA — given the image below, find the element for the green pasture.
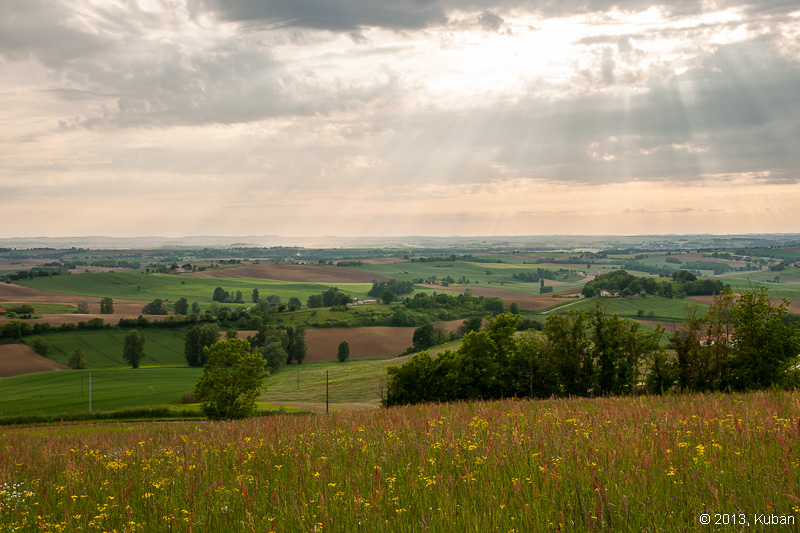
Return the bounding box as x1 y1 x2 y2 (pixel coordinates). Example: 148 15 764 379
29 328 188 369
737 247 800 261
723 275 800 302
262 358 401 406
0 303 76 314
283 304 395 329
724 265 800 284
15 272 373 305
550 295 708 322
0 367 202 416
350 260 584 289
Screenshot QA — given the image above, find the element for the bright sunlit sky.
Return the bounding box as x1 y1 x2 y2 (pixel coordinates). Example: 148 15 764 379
2 0 799 238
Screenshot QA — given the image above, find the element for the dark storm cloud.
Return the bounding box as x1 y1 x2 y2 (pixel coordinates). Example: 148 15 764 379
477 11 505 32
193 0 447 31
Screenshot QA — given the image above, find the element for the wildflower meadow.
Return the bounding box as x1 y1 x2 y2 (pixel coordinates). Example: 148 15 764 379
1 391 798 531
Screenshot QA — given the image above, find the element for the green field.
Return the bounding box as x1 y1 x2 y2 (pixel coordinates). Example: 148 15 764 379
15 272 373 305
0 368 202 416
553 295 709 322
722 276 800 302
4 303 78 314
29 328 189 369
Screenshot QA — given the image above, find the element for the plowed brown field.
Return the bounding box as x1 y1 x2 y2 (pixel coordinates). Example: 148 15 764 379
182 264 389 283
0 344 69 377
237 319 466 362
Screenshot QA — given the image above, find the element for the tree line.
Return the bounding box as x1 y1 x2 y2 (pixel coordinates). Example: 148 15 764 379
383 287 800 406
581 269 725 298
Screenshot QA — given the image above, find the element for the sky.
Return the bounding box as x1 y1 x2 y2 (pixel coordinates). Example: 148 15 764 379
2 0 799 238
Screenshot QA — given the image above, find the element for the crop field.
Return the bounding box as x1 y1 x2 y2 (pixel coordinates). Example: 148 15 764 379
29 329 189 369
346 260 581 287
0 391 798 532
554 295 709 322
1 303 78 314
182 263 388 283
722 278 800 303
15 272 373 305
0 368 202 417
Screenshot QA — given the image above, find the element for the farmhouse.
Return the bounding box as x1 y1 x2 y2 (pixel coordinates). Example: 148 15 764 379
699 333 734 346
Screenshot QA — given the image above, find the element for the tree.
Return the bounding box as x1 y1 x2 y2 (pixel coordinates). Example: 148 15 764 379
100 297 114 314
261 341 288 373
287 297 302 312
413 324 436 351
194 339 267 420
457 316 483 336
212 287 229 303
252 288 260 303
191 301 201 315
67 349 87 369
306 294 323 308
235 290 244 303
337 341 350 362
76 299 90 314
729 287 799 390
141 299 168 315
185 324 220 366
381 289 395 305
284 326 307 364
31 336 50 356
122 330 146 369
173 297 189 316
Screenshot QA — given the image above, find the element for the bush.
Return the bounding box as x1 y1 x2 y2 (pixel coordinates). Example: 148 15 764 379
31 336 50 356
337 341 350 362
67 349 87 370
175 392 199 404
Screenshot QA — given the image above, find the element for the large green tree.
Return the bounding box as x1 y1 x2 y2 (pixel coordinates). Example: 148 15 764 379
122 330 146 369
284 326 307 364
729 287 799 390
184 324 220 366
194 338 267 420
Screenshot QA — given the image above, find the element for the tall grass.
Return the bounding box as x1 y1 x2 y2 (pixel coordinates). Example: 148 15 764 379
0 392 798 532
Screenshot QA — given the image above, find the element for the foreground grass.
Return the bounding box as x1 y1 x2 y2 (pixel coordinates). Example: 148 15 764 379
1 392 798 532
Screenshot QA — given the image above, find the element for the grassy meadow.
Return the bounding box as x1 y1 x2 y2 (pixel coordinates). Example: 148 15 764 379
556 295 709 322
1 392 798 532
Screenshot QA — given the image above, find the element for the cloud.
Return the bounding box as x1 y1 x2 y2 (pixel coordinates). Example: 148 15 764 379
192 0 447 31
477 11 504 32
